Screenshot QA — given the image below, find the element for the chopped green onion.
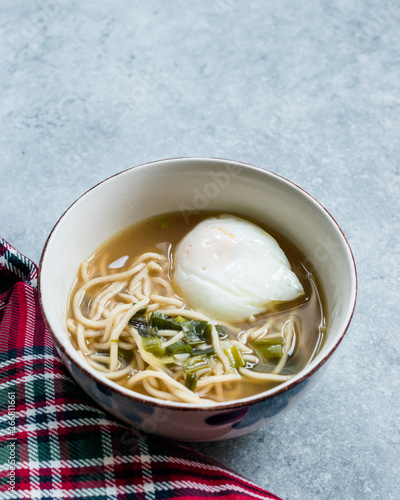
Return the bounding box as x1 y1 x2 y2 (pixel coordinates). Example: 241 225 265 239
129 316 148 336
165 341 193 355
183 332 205 346
182 320 208 336
185 373 198 391
254 338 283 346
181 323 204 345
129 315 147 323
129 305 148 323
191 347 215 357
142 336 165 357
132 319 159 337
110 339 119 344
183 354 210 374
161 220 170 229
135 305 148 316
223 346 246 368
146 326 160 337
254 338 283 359
216 325 230 339
144 351 175 365
204 324 230 343
174 316 187 323
181 320 208 346
149 312 181 331
258 344 283 358
118 350 131 360
204 323 213 343
158 355 175 365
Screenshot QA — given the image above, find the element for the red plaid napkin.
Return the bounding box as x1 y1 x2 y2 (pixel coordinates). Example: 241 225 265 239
0 237 281 500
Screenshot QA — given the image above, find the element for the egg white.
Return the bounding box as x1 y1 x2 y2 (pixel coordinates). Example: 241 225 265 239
172 215 304 322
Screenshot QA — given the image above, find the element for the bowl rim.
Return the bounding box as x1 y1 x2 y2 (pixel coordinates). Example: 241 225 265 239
38 156 358 412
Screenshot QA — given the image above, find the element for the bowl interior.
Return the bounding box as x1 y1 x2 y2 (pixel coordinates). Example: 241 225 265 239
40 158 356 407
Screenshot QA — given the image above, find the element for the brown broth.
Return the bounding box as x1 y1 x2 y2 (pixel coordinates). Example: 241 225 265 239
67 211 327 402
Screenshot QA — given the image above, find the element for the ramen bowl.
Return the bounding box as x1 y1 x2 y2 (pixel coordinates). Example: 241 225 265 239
39 158 357 441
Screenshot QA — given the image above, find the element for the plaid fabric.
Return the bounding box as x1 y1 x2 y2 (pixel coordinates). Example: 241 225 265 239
0 237 281 500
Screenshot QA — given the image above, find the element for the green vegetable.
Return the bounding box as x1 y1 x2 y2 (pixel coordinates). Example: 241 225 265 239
146 326 160 337
118 350 131 361
135 305 148 315
254 338 283 359
174 316 187 323
131 319 159 337
182 320 208 336
258 344 283 358
129 306 148 324
183 332 205 346
110 339 119 344
181 320 208 346
191 347 215 357
202 324 229 343
129 316 148 336
165 341 193 355
129 315 147 324
144 351 175 365
204 323 213 343
184 335 204 346
183 354 210 374
157 355 175 365
254 337 283 346
149 313 181 331
185 373 198 391
216 325 230 339
223 346 246 368
185 334 206 347
142 336 165 357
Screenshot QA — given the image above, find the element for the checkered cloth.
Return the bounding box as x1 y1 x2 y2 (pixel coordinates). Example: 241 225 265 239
0 238 281 500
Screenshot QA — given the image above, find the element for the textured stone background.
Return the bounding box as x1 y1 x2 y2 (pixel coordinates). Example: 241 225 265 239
1 1 399 499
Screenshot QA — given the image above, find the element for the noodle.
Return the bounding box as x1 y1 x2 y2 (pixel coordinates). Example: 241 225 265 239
146 303 162 313
162 332 185 347
147 262 163 273
90 282 126 319
80 261 90 282
210 325 233 374
142 277 152 296
273 318 295 374
102 303 133 342
239 368 291 382
196 373 240 388
117 292 136 302
67 212 326 404
242 354 259 364
126 370 210 404
152 277 175 293
134 349 145 371
109 300 149 371
156 308 216 323
67 318 77 334
150 294 184 307
76 323 90 354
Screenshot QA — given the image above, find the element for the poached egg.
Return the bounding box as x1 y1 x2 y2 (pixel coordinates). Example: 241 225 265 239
172 215 304 322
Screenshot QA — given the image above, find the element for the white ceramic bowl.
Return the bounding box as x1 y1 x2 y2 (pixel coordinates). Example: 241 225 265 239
39 158 357 441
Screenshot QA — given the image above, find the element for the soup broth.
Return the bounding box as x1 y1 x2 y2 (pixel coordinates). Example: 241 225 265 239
67 212 326 404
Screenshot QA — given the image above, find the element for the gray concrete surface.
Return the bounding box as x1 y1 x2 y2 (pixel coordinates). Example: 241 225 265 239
1 1 399 499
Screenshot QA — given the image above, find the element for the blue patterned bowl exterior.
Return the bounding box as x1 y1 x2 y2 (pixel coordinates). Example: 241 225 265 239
53 341 321 441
